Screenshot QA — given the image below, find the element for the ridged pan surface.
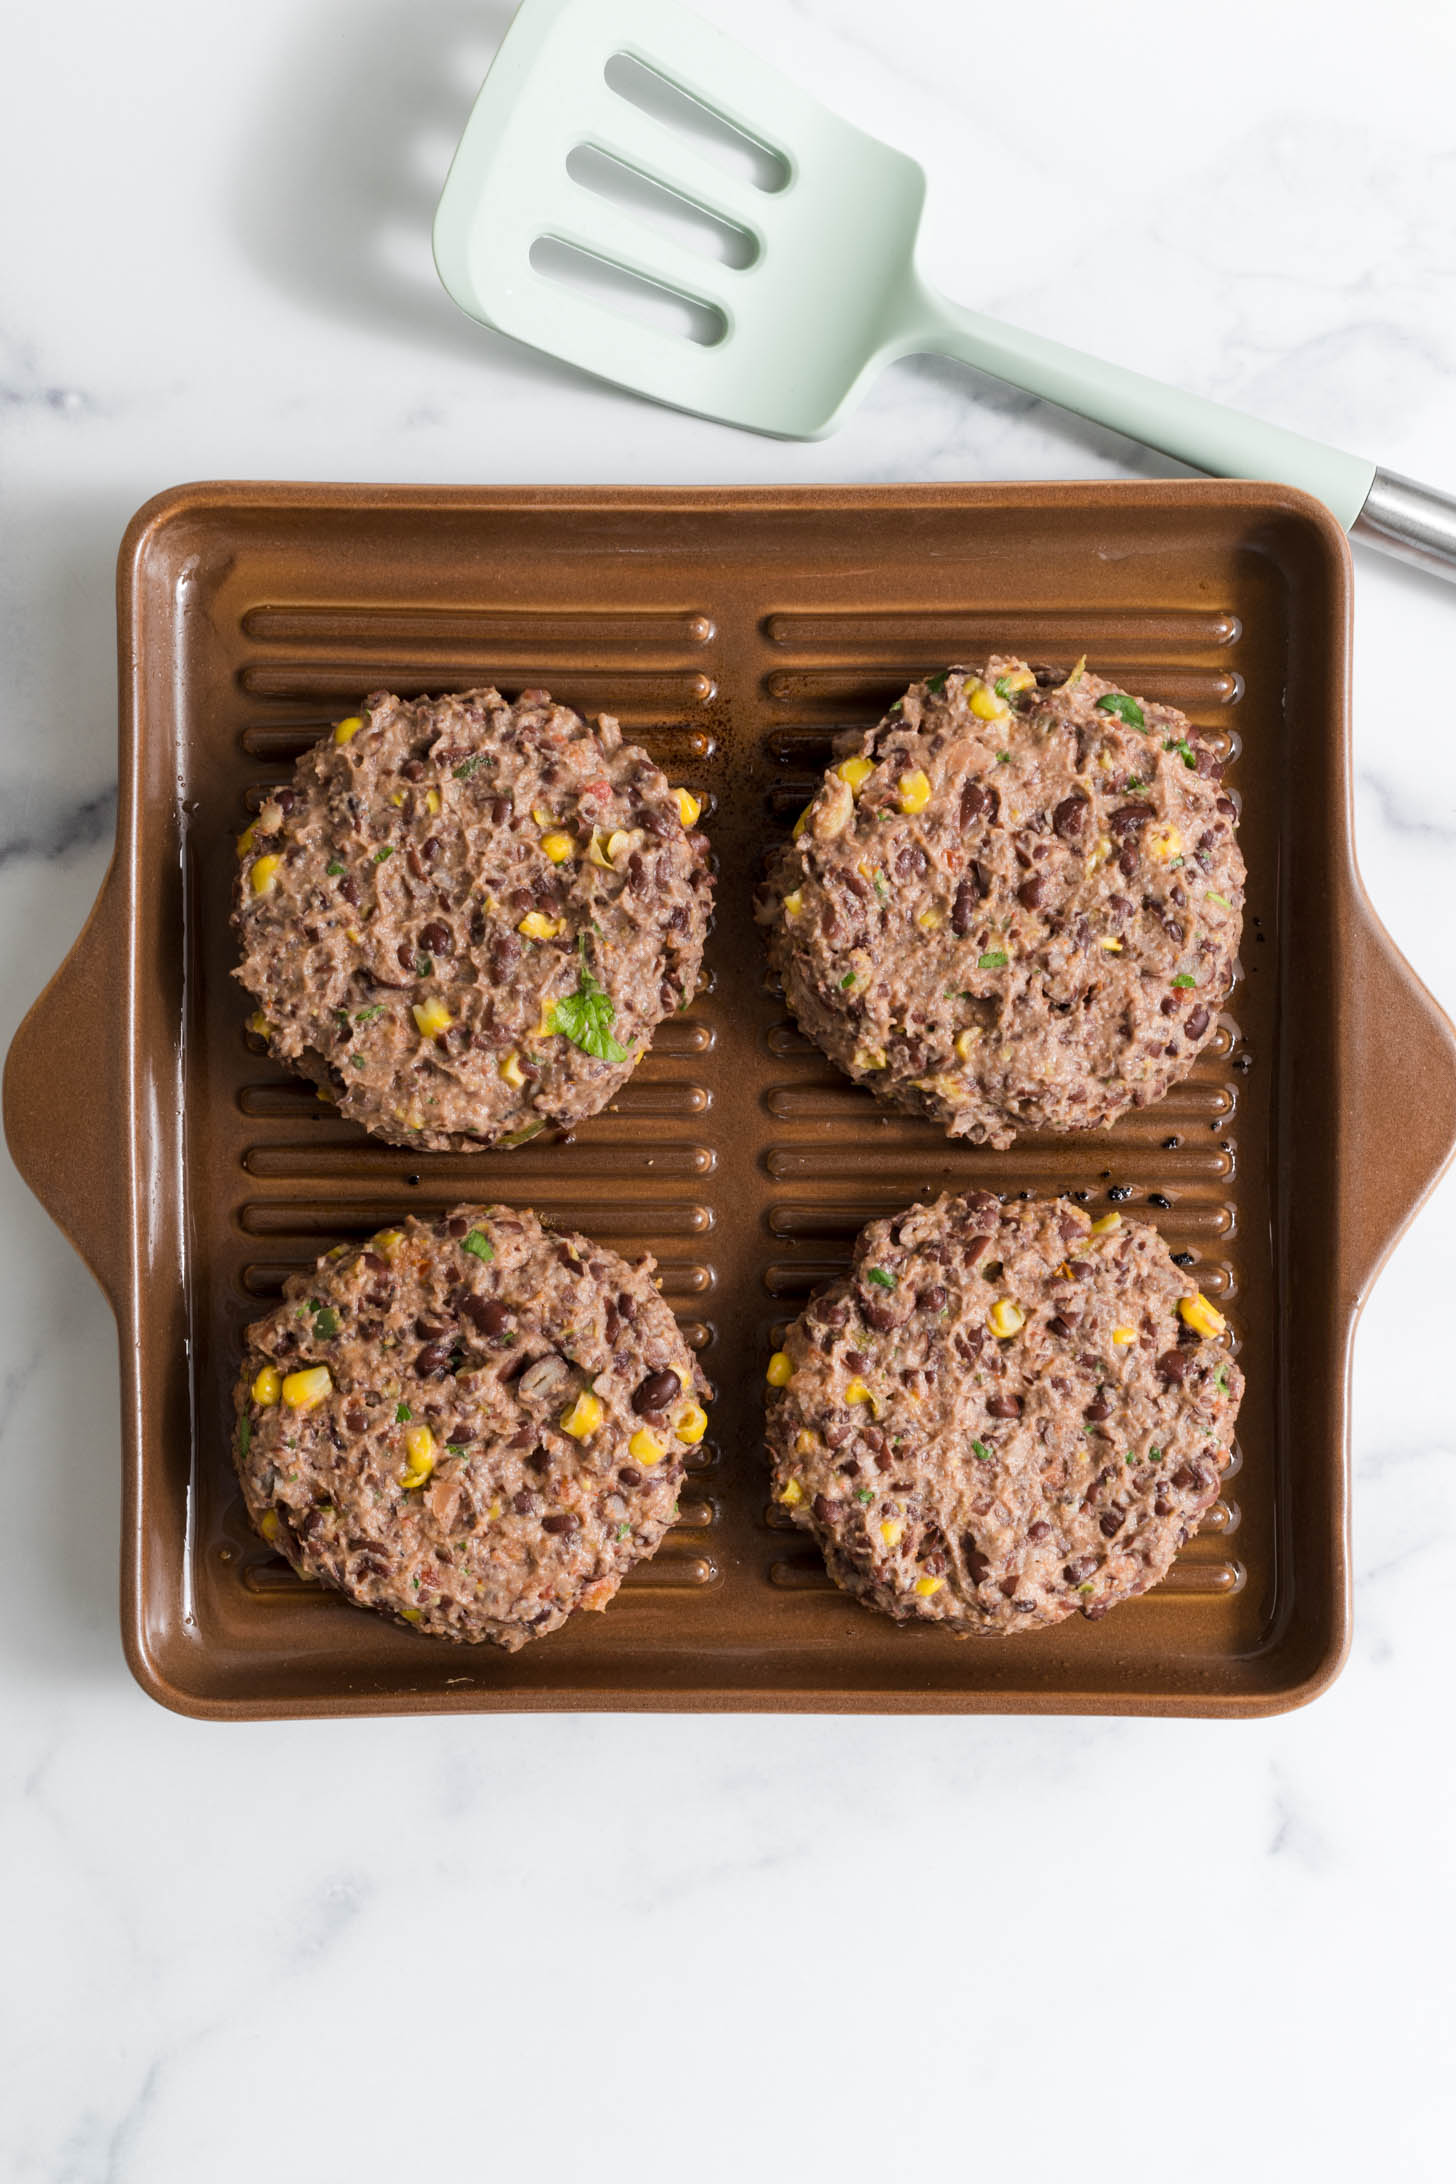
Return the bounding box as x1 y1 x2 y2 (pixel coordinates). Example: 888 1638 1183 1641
13 480 1456 1718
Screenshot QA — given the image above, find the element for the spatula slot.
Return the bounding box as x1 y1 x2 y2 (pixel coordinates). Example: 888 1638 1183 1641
603 52 789 195
529 235 727 346
566 144 759 269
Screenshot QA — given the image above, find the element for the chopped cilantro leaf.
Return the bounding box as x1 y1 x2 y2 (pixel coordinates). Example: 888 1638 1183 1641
1126 778 1146 794
311 1307 339 1338
372 844 393 863
615 1522 631 1540
1149 1447 1163 1464
325 860 346 877
1215 1368 1229 1394
992 675 1013 701
840 971 856 989
1095 692 1145 730
1173 973 1197 989
549 938 631 1063
923 669 949 696
867 1267 897 1290
395 1403 411 1423
1206 890 1232 909
353 1005 385 1023
1163 736 1197 768
350 1055 366 1069
996 751 1010 764
978 950 1008 970
971 1439 994 1462
445 1444 467 1457
452 755 486 780
461 1230 495 1262
855 1487 874 1504
873 873 890 902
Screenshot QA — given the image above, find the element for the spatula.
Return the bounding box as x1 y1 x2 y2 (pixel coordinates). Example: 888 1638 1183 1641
434 0 1456 581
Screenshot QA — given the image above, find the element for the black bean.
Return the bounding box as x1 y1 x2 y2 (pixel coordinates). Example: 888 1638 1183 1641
420 920 453 957
1027 1520 1051 1543
1063 1555 1097 1584
1017 875 1043 910
633 1370 681 1416
344 1405 366 1435
1085 1397 1111 1422
844 1350 868 1374
917 1285 946 1312
960 782 988 826
462 1296 509 1338
512 1490 535 1514
1048 1314 1073 1339
1052 793 1087 839
970 859 990 899
396 942 415 972
812 1494 835 1524
951 879 975 936
1185 1005 1211 1040
895 844 927 880
401 759 426 782
963 1538 992 1584
1156 1350 1188 1383
1099 1510 1125 1538
541 1512 580 1536
987 1394 1022 1418
338 873 360 905
414 1339 454 1377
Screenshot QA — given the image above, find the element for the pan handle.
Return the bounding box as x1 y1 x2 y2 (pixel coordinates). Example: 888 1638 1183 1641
1342 887 1456 1310
4 859 129 1310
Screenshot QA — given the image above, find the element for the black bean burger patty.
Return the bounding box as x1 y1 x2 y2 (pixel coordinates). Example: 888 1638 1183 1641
233 686 713 1151
764 1192 1242 1635
233 1205 710 1649
757 657 1244 1147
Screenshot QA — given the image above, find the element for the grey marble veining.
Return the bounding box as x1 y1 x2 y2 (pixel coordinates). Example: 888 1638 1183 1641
2 1 1455 2177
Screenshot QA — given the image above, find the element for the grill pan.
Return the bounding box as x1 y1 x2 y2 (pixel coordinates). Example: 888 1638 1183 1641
8 478 1455 1719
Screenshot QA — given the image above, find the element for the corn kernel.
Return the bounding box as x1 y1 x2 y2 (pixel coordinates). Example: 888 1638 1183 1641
675 1400 709 1445
560 1390 604 1440
880 1519 904 1547
844 1378 872 1406
988 1299 1025 1339
779 1477 804 1507
251 1365 281 1407
605 828 638 867
372 1229 403 1258
425 788 440 816
968 680 1009 721
836 755 874 795
1100 936 1124 952
792 804 813 838
316 1087 334 1103
953 1028 980 1062
259 1509 282 1544
782 889 803 919
898 769 932 815
914 1574 943 1596
1090 1212 1121 1237
1148 823 1184 862
916 907 943 930
856 1047 888 1072
531 806 555 829
795 1430 819 1457
333 716 363 745
1179 1292 1226 1340
766 1350 794 1388
389 791 405 808
400 1606 422 1625
1112 1327 1137 1346
402 1426 436 1485
674 787 702 828
282 1365 332 1409
1089 835 1112 869
587 829 613 869
498 1049 528 1089
248 1010 271 1039
518 910 565 940
412 997 452 1040
1000 666 1036 693
236 822 256 859
487 1499 503 1521
250 853 282 896
540 831 576 864
628 1427 664 1465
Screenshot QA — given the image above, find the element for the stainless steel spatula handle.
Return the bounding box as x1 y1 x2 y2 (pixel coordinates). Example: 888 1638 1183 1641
922 291 1456 580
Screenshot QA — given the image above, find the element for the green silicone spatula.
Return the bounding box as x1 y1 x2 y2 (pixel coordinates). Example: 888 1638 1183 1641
434 0 1456 580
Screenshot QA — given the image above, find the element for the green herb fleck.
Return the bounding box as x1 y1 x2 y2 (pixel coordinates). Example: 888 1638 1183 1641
996 751 1010 765
350 1055 366 1069
549 937 631 1064
1206 890 1232 909
325 860 346 877
1215 1368 1229 1394
1169 855 1185 869
923 669 950 696
1164 736 1197 768
1149 1447 1163 1464
445 1444 467 1457
978 950 1008 970
453 755 486 780
372 844 394 864
993 675 1014 701
840 971 856 989
238 1415 251 1456
1126 778 1146 794
1173 973 1197 989
1096 692 1145 730
867 1267 897 1291
971 1439 994 1462
1078 1582 1094 1595
395 1403 412 1424
353 1004 386 1023
856 1487 874 1504
461 1230 495 1262
311 1306 339 1338
873 874 890 903
615 1522 631 1541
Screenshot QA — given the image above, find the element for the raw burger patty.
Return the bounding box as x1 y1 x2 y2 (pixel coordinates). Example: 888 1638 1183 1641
233 1205 709 1649
233 686 713 1151
758 656 1244 1147
765 1191 1242 1635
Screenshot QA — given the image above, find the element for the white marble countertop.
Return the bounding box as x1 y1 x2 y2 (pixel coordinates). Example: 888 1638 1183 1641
4 0 1455 2175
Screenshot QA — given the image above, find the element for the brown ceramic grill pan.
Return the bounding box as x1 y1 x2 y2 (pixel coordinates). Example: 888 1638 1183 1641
9 479 1456 1720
